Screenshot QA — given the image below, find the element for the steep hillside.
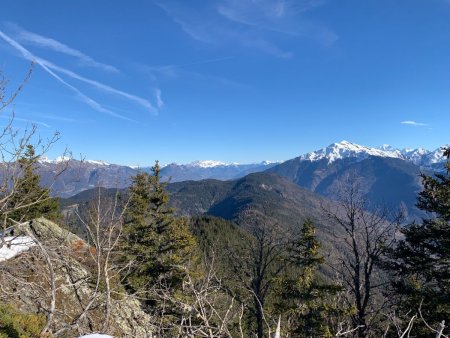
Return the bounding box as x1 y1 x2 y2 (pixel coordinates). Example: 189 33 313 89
167 172 345 261
62 172 343 251
267 155 424 219
168 172 329 224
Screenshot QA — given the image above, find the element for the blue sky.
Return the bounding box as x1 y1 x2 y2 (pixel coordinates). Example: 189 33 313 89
0 0 449 165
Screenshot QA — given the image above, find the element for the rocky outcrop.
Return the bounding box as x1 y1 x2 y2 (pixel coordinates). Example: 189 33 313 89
0 218 154 337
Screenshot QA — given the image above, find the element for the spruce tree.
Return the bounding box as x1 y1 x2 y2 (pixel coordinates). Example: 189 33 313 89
276 220 344 337
121 161 197 309
387 147 449 336
7 145 59 224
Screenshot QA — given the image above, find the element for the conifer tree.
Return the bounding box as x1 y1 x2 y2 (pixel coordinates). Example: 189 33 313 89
7 145 59 224
387 148 450 336
276 220 344 337
121 161 197 309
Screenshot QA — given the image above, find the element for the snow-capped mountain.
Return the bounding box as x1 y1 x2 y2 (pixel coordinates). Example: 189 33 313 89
39 156 110 166
84 159 110 166
187 160 228 168
39 155 72 164
267 141 448 220
300 141 403 163
400 147 446 167
160 160 280 182
299 140 446 169
31 141 447 198
170 160 280 169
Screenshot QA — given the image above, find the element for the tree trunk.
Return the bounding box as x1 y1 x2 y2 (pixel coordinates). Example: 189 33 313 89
255 297 264 338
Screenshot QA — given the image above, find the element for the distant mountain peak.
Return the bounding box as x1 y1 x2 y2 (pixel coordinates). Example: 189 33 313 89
39 156 110 166
378 144 395 151
298 141 446 168
84 159 110 166
260 160 280 165
39 155 71 164
182 160 280 168
300 141 403 163
188 160 227 168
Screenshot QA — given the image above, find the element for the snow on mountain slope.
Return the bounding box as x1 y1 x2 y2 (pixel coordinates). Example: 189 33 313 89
85 160 110 166
188 160 227 168
39 156 110 166
39 155 71 164
400 147 430 165
183 160 280 168
38 141 446 174
300 141 403 163
394 145 447 167
298 140 447 167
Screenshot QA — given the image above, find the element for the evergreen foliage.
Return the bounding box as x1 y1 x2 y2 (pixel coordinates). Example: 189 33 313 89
0 302 45 338
386 147 450 336
276 220 344 337
121 161 197 308
7 145 59 224
190 215 251 266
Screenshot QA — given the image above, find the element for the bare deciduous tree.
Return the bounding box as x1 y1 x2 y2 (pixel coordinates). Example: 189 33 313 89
150 255 242 338
225 208 290 338
69 187 131 334
324 176 402 337
0 65 68 240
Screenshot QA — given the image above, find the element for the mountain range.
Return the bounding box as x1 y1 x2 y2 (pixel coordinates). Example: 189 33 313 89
266 141 446 219
53 141 448 228
297 141 445 169
37 141 446 200
36 158 279 197
159 160 279 182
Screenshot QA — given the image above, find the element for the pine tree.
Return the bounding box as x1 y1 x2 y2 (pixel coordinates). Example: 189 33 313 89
276 220 343 337
387 147 449 336
7 145 59 224
121 161 197 309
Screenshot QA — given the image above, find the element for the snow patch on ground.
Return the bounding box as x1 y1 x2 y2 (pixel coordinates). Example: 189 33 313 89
0 236 35 261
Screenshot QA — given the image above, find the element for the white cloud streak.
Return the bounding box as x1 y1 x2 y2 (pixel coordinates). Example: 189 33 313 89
146 63 248 89
401 120 428 127
0 30 157 120
143 56 248 89
218 0 338 46
0 29 130 120
0 115 50 128
156 0 337 58
28 113 82 124
36 58 158 115
154 89 164 108
155 1 293 58
7 23 119 73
